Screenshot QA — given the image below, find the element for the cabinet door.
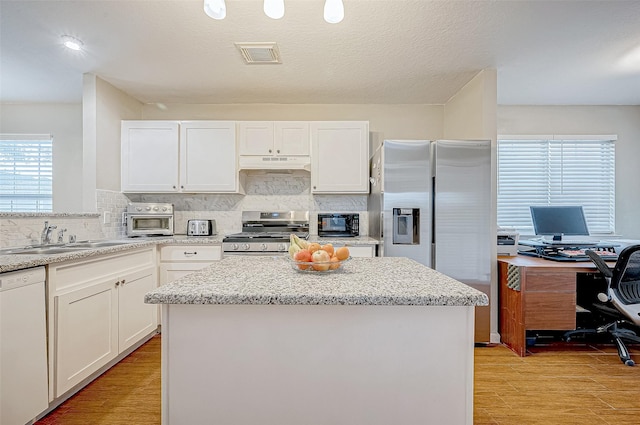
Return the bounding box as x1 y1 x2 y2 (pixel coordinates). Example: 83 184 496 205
180 121 237 192
275 121 310 156
55 279 118 396
310 121 369 193
118 266 158 352
121 121 179 192
238 121 274 155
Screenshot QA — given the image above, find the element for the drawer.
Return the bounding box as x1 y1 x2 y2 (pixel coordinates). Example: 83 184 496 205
524 292 576 330
332 245 376 258
524 270 576 292
160 245 221 262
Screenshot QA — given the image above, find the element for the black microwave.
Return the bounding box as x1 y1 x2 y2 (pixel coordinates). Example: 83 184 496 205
317 213 359 237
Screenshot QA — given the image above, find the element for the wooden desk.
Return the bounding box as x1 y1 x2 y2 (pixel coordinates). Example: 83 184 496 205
498 255 611 356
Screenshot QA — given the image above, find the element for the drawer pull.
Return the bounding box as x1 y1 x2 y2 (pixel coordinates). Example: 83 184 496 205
184 251 198 257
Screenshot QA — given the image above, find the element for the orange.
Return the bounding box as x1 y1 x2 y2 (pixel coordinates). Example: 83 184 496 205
335 246 350 260
321 243 334 256
329 256 341 270
308 243 321 254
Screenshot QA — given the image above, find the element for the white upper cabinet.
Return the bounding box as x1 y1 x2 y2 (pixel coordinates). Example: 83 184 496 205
239 121 310 156
121 121 180 192
121 120 238 193
310 121 370 193
180 121 237 192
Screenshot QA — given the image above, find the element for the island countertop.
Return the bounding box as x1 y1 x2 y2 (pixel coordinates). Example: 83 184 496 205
145 256 488 307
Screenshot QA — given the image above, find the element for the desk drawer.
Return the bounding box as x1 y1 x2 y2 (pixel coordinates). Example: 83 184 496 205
525 292 576 329
524 271 576 292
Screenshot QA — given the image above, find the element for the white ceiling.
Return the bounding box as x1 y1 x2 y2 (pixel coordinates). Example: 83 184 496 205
1 0 639 105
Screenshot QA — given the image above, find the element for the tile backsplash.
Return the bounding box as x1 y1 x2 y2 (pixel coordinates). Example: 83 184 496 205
127 173 368 236
0 173 368 248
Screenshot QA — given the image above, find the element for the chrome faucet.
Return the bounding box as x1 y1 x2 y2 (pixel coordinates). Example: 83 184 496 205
57 228 67 244
41 221 58 245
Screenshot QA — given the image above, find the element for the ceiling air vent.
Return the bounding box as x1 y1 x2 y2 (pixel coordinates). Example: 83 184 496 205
235 42 282 64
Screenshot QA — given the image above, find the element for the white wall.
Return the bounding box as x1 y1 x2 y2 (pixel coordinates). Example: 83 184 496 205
498 105 640 239
83 74 143 211
142 103 444 155
0 103 83 212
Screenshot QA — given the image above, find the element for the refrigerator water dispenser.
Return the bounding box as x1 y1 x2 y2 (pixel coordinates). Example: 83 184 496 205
393 208 420 244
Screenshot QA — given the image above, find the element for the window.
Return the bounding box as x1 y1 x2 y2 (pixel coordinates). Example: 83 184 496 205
0 134 53 212
497 135 615 235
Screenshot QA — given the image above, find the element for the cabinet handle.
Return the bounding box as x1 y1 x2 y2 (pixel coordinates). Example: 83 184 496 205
121 279 126 285
184 251 197 256
181 185 184 189
115 280 120 287
276 149 280 153
172 185 176 189
268 149 272 153
313 186 316 189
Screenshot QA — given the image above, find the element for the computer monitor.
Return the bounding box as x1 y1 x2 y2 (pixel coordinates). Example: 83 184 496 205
529 206 590 241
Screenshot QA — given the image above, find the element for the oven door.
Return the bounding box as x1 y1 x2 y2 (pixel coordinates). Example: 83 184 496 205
127 214 174 236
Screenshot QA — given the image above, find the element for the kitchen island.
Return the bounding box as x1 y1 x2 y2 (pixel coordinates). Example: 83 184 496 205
145 256 488 425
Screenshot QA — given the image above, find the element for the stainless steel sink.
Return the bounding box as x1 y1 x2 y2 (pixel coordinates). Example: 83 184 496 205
0 240 133 255
66 240 131 248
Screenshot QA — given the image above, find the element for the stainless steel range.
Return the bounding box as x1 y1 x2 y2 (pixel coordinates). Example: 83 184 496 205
223 211 309 255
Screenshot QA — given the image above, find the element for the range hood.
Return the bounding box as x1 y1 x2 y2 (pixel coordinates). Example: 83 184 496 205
238 155 311 171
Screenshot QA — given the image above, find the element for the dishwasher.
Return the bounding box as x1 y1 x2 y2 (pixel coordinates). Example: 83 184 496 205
1 266 49 425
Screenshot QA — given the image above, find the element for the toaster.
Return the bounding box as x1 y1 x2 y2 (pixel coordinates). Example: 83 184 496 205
187 219 216 236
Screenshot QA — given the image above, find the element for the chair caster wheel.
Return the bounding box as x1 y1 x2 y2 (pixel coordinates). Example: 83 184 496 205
624 359 635 366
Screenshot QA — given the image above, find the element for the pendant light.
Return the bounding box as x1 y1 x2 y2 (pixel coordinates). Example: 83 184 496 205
324 0 344 24
264 0 285 20
204 0 226 20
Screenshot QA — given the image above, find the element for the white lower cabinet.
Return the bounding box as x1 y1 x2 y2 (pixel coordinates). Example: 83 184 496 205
159 244 222 285
48 247 157 399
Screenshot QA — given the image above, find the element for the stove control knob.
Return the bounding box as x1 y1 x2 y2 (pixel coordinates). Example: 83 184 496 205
145 206 151 211
136 207 142 212
153 206 159 211
231 244 239 251
161 206 167 212
242 243 250 251
260 243 267 251
278 243 286 251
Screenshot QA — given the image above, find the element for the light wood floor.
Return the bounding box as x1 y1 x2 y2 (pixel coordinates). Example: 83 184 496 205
36 335 640 425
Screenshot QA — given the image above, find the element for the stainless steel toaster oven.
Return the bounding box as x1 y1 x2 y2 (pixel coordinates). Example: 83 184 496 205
125 203 174 237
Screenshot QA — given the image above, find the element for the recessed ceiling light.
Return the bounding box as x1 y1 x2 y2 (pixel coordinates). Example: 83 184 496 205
61 35 84 51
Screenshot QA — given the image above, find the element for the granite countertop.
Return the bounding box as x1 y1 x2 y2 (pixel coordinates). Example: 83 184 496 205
0 235 224 273
0 235 376 274
144 256 488 307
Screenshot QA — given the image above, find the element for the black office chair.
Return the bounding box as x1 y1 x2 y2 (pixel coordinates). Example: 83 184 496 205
564 244 640 366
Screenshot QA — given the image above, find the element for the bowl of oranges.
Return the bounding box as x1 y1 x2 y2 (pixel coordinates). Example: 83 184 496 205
288 235 351 273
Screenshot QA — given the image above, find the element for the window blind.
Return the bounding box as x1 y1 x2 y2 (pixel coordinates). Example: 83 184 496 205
497 136 615 235
0 135 53 212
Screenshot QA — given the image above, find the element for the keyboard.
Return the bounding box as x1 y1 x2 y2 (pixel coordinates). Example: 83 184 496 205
557 249 618 260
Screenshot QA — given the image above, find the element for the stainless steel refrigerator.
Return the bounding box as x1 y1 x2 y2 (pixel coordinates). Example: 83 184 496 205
368 139 493 342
